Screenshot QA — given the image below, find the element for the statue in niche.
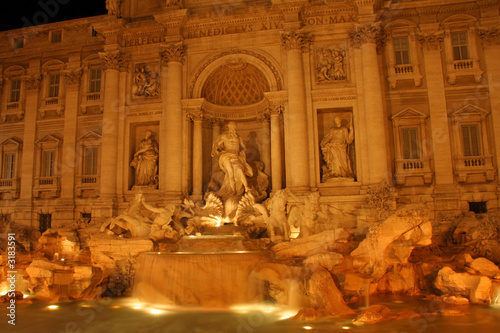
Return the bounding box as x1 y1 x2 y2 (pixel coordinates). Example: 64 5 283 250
211 121 254 201
130 130 159 186
316 46 347 82
133 65 160 98
106 0 121 17
321 116 354 181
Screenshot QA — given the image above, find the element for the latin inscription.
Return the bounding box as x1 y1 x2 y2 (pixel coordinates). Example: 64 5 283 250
184 21 283 39
305 14 356 26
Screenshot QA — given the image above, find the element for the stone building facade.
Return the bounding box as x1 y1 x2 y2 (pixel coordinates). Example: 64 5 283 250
1 0 500 231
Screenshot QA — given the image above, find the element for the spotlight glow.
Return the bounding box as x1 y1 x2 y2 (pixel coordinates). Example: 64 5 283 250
47 305 59 310
342 326 351 330
303 326 313 330
149 308 164 315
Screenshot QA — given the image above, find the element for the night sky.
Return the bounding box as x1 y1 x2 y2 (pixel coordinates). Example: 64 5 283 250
0 0 107 32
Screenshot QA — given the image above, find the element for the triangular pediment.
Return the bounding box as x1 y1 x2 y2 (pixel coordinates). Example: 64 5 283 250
78 131 102 142
1 137 22 148
36 134 61 146
392 108 427 120
451 104 488 118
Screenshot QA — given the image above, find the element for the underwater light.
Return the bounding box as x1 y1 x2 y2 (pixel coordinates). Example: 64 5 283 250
148 308 164 315
303 326 313 330
342 326 351 330
47 305 59 310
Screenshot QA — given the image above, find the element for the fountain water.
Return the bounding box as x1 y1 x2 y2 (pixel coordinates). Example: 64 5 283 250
133 250 272 307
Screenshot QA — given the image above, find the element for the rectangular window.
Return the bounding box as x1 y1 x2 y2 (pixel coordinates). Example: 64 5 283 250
401 127 420 159
39 214 52 233
48 73 60 98
89 68 102 93
13 37 24 49
393 36 411 65
451 31 470 61
50 30 62 43
462 124 481 156
10 79 21 102
42 150 56 177
83 147 98 175
3 153 15 179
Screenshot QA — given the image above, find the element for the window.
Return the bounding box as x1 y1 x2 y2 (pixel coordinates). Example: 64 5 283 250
3 153 15 179
39 214 52 233
83 147 98 175
461 124 481 156
9 79 21 103
393 36 410 65
89 68 102 93
48 73 60 98
50 30 62 43
42 150 56 177
401 127 420 159
451 31 469 61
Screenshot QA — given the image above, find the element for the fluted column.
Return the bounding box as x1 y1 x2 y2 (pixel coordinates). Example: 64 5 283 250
189 111 203 199
418 32 454 185
270 105 283 192
160 42 185 198
60 68 82 201
281 31 311 190
480 28 500 187
349 23 389 184
98 50 128 209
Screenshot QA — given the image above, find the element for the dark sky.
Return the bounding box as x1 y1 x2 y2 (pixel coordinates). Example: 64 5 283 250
0 0 107 32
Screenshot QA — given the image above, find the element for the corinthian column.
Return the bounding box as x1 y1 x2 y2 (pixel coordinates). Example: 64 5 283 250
417 32 454 185
281 31 311 191
349 23 389 184
269 105 283 192
98 50 128 211
188 111 203 199
480 28 500 188
160 42 185 198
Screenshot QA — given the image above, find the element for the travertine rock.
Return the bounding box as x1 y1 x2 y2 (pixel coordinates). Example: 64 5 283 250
377 263 419 294
352 304 417 325
37 229 81 260
351 205 432 279
468 257 500 278
272 228 351 258
434 266 492 304
308 266 355 316
442 295 470 305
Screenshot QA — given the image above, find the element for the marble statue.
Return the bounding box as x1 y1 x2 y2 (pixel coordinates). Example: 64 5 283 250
265 189 291 242
321 117 354 180
106 0 121 16
211 121 253 200
130 130 159 186
288 191 321 238
100 192 152 237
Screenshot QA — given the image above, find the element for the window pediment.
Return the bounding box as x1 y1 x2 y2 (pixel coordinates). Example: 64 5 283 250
392 108 428 120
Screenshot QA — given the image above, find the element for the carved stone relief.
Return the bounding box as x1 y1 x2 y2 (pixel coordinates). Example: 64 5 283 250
316 46 347 82
132 64 160 98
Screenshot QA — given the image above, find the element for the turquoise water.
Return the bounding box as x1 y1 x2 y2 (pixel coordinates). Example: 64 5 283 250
1 296 499 333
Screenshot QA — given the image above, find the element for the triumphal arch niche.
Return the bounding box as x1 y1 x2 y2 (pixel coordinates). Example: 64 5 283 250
185 51 286 208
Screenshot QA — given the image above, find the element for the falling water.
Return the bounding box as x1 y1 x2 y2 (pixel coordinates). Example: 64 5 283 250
133 251 271 308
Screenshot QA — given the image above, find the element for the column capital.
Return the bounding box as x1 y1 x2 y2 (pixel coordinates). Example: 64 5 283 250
348 22 384 48
206 117 224 128
281 31 312 52
22 74 41 90
187 111 203 122
99 50 130 71
257 112 270 123
161 42 186 65
63 68 83 86
417 31 444 51
478 27 500 47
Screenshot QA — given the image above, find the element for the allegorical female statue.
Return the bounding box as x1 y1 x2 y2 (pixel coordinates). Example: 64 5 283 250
320 117 354 181
130 130 159 186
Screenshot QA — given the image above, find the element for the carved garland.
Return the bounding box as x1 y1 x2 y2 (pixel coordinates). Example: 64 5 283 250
478 27 500 46
417 32 444 51
188 49 283 98
64 68 83 85
22 74 41 90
